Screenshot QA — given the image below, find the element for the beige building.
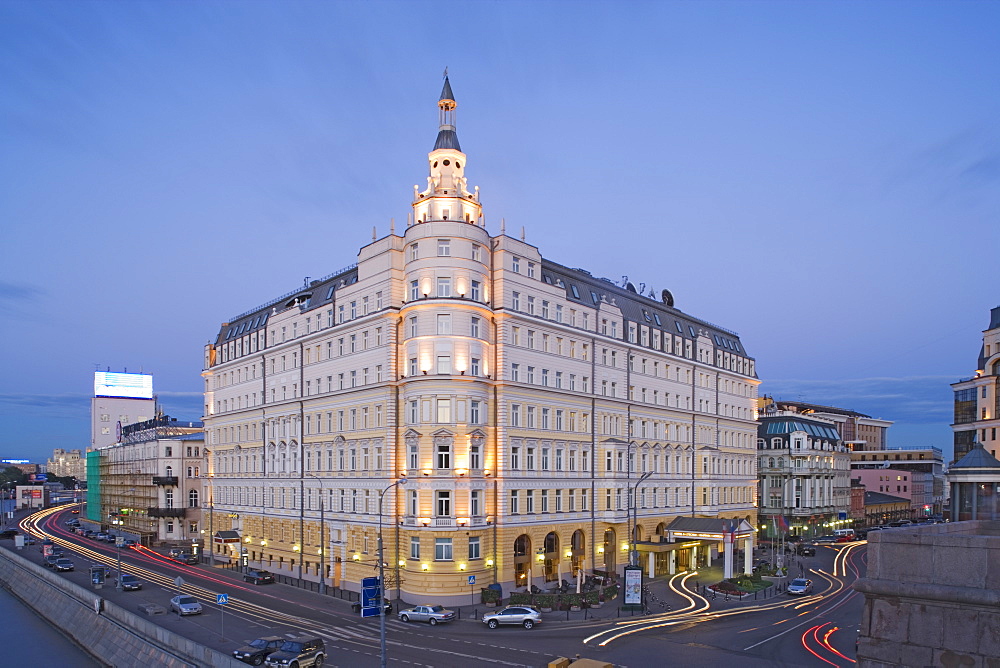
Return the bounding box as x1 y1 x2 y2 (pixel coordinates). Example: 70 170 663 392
202 79 761 604
46 449 86 480
951 305 1000 463
96 417 206 546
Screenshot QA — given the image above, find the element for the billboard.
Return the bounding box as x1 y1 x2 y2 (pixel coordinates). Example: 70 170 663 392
94 372 153 399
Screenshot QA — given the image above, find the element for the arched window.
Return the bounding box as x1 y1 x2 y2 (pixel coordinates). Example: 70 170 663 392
165 465 173 478
188 489 199 508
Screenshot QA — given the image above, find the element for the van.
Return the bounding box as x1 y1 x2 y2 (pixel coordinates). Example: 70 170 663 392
833 529 855 538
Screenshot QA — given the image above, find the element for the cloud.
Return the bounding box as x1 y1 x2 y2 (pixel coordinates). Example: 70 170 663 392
761 375 955 425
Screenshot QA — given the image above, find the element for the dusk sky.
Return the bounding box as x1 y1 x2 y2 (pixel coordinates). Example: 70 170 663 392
2 1 998 465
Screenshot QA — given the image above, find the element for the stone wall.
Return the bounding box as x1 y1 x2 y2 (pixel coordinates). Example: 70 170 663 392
0 549 242 668
853 520 1000 667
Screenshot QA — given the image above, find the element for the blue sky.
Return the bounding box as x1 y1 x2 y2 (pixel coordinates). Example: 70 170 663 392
2 1 998 464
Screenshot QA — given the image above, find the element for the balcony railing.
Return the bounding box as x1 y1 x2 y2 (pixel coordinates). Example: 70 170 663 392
147 507 186 518
152 476 179 486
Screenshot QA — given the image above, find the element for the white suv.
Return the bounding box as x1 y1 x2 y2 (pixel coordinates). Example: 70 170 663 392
482 605 542 629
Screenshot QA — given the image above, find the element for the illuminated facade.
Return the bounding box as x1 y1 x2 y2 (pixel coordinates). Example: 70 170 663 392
951 305 1000 463
202 79 760 603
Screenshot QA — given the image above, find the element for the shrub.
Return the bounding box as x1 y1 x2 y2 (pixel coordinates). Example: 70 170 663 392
534 594 555 609
509 591 532 605
481 587 500 604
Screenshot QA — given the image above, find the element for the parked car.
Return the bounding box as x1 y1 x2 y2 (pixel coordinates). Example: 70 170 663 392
169 595 203 615
787 578 813 595
814 535 838 543
117 574 143 591
836 535 852 543
0 529 18 539
352 598 392 614
172 552 199 565
54 558 75 572
398 604 456 625
482 606 542 629
233 635 285 665
95 532 110 541
263 635 326 667
244 569 276 585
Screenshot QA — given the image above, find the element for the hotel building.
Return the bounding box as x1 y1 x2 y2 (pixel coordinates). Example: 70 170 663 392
202 79 761 603
951 305 1000 463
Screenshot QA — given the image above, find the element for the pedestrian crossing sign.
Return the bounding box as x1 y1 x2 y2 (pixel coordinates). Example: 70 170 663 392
217 593 229 605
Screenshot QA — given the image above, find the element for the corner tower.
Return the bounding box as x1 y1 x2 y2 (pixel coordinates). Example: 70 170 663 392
413 76 482 225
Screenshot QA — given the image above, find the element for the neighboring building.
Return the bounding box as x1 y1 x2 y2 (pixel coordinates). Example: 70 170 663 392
1 460 39 475
761 398 892 451
90 371 155 451
201 78 762 604
851 446 945 518
46 448 86 481
950 305 1000 463
15 484 48 510
862 491 910 527
849 478 865 524
945 440 1000 522
96 416 206 546
756 406 851 538
855 521 1000 667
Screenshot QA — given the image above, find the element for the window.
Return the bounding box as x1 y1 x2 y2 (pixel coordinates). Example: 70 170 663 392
436 491 452 516
512 257 521 273
188 489 199 508
437 355 451 374
511 405 521 427
410 280 420 301
511 363 520 381
470 280 481 302
409 358 418 376
408 441 418 468
512 292 520 310
511 445 520 468
510 490 519 514
471 244 482 262
437 277 452 297
470 400 481 424
471 358 481 376
409 243 419 261
436 398 452 423
436 441 451 469
409 316 417 338
438 239 450 256
410 536 420 559
435 538 453 561
470 317 480 338
527 262 536 278
437 314 452 334
468 536 481 559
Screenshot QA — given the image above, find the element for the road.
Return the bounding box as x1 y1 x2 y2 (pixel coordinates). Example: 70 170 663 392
10 505 866 667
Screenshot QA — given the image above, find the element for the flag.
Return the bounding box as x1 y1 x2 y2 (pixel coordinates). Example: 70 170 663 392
777 515 788 532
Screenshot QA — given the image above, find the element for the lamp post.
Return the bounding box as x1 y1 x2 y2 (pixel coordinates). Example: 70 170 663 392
305 474 327 595
378 478 407 668
630 471 652 566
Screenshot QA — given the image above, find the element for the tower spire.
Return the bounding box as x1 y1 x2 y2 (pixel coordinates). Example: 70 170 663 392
434 74 460 151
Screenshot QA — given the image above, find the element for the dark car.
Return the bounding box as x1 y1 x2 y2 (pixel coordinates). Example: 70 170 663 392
233 635 285 665
117 574 143 591
172 552 199 565
244 569 276 585
0 529 18 539
263 636 326 668
43 555 61 568
797 545 816 557
54 558 75 572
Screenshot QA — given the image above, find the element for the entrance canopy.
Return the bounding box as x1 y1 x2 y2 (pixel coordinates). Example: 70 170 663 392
213 530 241 544
665 517 755 542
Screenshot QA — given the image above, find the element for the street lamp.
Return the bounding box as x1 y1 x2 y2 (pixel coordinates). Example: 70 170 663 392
378 477 407 668
305 474 327 595
630 471 652 566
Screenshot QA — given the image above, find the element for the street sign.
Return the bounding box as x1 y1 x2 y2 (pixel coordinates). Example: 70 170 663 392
467 575 475 585
217 593 229 605
361 576 381 618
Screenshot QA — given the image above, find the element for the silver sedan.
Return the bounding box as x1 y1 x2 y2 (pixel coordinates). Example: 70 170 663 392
398 605 457 625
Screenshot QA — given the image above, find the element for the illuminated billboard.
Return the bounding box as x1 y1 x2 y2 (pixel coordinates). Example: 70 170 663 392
94 372 154 399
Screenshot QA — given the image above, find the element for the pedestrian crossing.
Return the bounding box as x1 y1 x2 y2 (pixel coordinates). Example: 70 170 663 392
313 618 412 643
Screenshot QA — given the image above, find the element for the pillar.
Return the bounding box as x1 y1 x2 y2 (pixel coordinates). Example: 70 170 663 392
692 545 698 568
669 550 676 575
647 551 655 579
743 536 753 575
723 536 733 579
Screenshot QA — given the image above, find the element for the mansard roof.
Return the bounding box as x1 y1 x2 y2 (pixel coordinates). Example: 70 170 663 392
540 259 753 372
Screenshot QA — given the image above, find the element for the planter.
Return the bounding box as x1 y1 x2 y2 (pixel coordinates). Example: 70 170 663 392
540 607 552 613
570 605 581 612
593 601 603 609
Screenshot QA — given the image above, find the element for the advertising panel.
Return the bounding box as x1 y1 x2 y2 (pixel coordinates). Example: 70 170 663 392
624 566 642 606
93 372 154 399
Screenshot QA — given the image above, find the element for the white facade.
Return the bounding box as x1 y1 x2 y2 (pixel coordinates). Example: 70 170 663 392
202 79 761 603
951 305 1000 463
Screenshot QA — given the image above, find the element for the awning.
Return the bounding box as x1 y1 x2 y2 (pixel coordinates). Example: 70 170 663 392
213 530 241 544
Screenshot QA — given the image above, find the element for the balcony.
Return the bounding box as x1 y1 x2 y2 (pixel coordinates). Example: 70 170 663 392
152 476 179 486
147 507 186 518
